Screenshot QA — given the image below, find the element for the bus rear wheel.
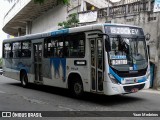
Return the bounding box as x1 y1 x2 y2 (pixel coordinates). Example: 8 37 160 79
71 79 84 98
21 73 28 88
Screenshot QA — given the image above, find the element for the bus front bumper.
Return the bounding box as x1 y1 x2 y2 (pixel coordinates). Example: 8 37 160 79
103 79 150 95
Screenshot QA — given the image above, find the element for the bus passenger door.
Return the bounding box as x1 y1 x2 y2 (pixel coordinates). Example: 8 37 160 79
90 38 103 92
33 43 43 83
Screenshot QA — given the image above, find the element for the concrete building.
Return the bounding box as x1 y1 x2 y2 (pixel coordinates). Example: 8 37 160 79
3 0 68 36
3 0 112 36
114 0 141 5
78 0 160 88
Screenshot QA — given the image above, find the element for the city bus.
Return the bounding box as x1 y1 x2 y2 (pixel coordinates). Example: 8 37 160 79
2 24 150 97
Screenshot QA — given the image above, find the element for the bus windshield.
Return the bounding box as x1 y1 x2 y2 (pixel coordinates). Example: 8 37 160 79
106 36 148 72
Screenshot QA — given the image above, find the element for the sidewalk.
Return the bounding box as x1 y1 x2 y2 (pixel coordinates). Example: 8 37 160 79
141 88 160 94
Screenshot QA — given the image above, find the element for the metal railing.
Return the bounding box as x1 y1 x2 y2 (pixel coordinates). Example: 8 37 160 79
79 1 154 18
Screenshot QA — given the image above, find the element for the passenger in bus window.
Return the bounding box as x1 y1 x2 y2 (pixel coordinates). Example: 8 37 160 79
63 46 68 57
59 48 63 57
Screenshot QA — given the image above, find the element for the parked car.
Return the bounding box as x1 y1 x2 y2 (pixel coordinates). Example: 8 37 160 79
0 67 3 75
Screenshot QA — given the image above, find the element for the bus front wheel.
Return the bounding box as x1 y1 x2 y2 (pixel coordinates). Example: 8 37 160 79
21 73 28 88
71 79 84 98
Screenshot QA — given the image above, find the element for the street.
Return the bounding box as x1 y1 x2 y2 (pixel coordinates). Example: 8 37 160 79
0 75 160 120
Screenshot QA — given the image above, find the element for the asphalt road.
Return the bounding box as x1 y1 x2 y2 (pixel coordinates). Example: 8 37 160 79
0 75 160 120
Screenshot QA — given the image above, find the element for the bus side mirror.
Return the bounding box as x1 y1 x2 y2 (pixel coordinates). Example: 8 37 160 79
145 33 151 41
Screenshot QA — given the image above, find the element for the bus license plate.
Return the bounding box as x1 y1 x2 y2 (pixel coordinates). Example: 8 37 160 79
131 88 139 93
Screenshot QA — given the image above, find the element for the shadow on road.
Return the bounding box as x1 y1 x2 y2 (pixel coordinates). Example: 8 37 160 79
9 82 144 106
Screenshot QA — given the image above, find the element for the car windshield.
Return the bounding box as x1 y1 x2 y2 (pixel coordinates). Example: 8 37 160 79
106 36 148 71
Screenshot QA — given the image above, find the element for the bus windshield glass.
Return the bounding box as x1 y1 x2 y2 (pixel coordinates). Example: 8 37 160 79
105 26 148 71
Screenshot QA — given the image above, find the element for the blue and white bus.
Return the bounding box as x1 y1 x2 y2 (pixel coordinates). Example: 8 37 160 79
2 24 150 97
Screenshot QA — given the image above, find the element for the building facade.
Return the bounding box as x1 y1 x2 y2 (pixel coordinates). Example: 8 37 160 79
3 0 112 36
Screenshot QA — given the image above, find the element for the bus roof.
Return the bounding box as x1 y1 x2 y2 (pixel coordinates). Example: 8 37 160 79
3 23 142 43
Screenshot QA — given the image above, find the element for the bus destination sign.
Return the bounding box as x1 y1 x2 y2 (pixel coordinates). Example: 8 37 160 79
110 27 138 35
105 26 144 36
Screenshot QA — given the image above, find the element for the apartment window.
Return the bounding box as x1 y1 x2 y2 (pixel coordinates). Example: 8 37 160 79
148 17 156 22
126 18 134 22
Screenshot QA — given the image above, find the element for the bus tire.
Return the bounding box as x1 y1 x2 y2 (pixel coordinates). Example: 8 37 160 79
71 79 84 98
21 72 28 88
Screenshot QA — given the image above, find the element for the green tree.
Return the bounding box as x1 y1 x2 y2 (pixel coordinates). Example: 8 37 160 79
58 13 79 29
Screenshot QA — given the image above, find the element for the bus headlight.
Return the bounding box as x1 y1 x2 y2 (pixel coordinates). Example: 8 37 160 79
108 74 119 84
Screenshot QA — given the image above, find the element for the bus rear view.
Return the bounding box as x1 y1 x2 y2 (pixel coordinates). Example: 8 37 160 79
103 25 150 95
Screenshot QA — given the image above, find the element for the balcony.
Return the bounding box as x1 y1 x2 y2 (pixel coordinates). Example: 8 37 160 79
78 1 154 24
3 0 58 36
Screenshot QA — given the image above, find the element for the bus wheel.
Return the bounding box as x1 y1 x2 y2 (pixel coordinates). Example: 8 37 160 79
71 79 84 98
21 73 28 88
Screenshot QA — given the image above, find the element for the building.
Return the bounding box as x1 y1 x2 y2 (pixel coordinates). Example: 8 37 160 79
114 0 141 5
2 0 112 37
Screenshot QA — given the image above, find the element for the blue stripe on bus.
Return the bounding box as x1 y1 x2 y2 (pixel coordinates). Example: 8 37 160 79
50 58 66 82
51 29 69 37
109 67 147 84
17 62 29 73
8 62 29 73
138 77 146 83
109 67 124 83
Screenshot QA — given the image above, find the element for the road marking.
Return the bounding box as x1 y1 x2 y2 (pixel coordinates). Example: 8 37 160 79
58 105 76 111
141 90 160 94
22 96 48 104
0 91 6 94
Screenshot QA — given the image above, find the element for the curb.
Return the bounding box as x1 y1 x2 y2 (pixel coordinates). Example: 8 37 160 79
141 89 160 94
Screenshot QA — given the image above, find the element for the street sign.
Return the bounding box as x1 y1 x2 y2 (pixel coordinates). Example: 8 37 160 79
153 0 160 12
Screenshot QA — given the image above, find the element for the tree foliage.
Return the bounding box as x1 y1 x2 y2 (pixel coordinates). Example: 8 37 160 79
58 13 79 29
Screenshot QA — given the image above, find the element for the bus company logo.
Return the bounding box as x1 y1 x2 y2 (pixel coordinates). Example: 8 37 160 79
1 112 42 118
134 78 137 83
2 112 11 117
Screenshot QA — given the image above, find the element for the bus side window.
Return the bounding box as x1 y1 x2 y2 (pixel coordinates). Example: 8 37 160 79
63 41 69 57
22 41 31 58
44 38 49 57
51 37 63 58
3 43 12 59
12 42 21 58
64 33 85 58
44 37 63 58
44 38 53 58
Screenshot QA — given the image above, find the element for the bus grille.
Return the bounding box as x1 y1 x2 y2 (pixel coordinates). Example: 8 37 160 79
123 84 145 93
111 67 147 77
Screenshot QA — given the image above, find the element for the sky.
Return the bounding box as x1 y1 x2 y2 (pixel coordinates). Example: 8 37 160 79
0 0 13 58
0 0 120 58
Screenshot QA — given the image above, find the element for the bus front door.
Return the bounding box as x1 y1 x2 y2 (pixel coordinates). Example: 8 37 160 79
90 38 103 92
33 43 43 84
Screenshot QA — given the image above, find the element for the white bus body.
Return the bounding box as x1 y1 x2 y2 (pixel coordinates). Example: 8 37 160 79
2 24 150 96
